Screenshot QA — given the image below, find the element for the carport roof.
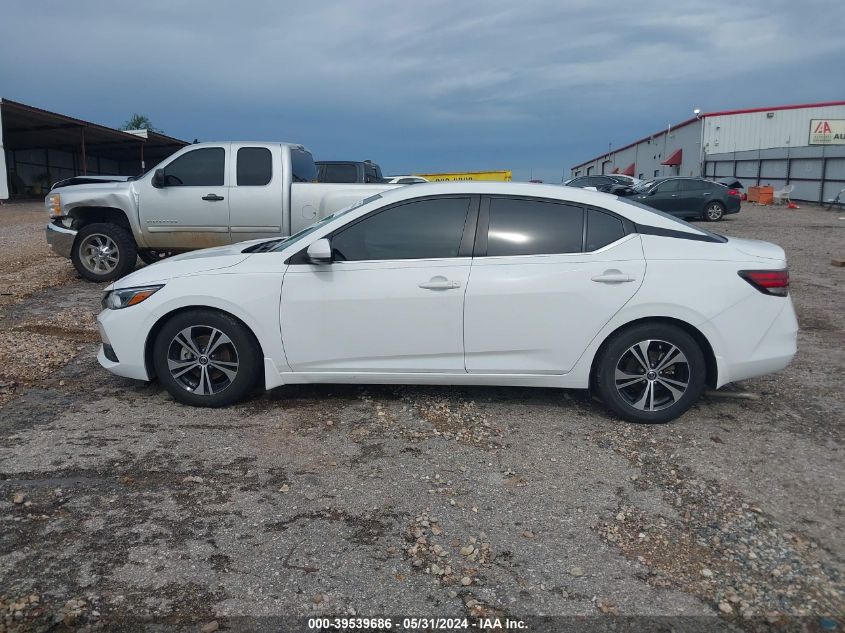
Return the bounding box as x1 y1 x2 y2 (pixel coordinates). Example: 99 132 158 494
0 98 187 162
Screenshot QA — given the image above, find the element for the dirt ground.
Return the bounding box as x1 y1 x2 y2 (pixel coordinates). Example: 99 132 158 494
0 200 842 632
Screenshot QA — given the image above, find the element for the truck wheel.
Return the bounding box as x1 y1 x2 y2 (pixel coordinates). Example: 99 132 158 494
71 223 138 282
138 249 175 265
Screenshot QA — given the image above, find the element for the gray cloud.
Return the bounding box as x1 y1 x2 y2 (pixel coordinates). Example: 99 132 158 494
1 0 842 180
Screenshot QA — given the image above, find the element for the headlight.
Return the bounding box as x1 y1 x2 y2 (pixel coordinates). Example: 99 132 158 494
102 285 163 310
47 193 62 216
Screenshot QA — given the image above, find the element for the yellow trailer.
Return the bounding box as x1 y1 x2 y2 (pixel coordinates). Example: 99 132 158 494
413 170 512 182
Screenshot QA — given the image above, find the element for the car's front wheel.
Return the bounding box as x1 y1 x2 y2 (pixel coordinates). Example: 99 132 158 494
594 323 706 424
153 309 261 407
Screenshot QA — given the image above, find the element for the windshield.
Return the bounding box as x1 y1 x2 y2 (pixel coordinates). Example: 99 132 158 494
632 179 659 193
268 193 383 252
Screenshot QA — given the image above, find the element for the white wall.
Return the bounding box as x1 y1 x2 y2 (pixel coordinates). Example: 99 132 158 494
702 105 845 155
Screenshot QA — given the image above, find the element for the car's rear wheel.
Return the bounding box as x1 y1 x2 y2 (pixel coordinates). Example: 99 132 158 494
153 309 261 407
594 323 706 424
703 201 725 221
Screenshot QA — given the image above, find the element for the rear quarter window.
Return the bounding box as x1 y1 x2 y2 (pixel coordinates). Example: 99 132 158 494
586 209 625 251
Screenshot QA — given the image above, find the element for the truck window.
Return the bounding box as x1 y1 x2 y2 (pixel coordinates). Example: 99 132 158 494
164 148 224 186
237 147 272 186
291 149 317 183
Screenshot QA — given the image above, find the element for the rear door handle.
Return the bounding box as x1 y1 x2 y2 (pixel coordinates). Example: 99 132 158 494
202 194 225 201
591 271 635 283
419 276 461 290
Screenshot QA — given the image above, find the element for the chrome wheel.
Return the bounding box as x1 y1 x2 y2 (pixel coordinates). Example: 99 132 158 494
79 233 119 274
705 203 724 221
614 339 690 412
166 326 240 395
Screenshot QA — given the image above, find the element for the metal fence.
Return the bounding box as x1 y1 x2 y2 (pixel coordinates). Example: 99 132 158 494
703 146 845 204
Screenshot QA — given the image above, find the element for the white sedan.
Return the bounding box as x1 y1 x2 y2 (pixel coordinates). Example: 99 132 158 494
96 182 797 423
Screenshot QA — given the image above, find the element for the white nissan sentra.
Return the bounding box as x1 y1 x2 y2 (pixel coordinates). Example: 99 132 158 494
96 182 797 423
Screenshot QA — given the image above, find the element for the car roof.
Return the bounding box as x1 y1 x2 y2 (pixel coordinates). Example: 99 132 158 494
365 181 711 236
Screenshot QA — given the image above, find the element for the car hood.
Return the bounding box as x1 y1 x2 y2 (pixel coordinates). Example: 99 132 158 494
729 237 786 262
109 241 265 289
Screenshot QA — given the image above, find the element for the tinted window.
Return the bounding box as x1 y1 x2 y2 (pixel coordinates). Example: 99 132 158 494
319 163 358 183
164 148 224 186
487 198 583 256
568 177 588 187
291 149 317 183
237 147 272 186
330 197 471 261
586 209 625 251
656 180 680 193
678 179 705 191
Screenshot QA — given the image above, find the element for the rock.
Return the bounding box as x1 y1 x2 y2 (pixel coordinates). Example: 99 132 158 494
430 563 441 575
460 545 474 556
701 568 713 578
181 476 204 484
522 530 535 538
13 492 26 504
447 590 458 598
201 622 219 633
569 566 584 577
278 484 290 493
313 593 324 604
461 576 472 586
719 602 733 614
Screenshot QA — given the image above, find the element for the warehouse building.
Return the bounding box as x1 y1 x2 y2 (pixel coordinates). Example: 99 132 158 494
570 101 845 203
1 98 187 200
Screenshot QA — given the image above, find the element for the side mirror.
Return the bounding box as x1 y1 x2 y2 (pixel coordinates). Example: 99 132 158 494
306 238 332 264
152 169 166 188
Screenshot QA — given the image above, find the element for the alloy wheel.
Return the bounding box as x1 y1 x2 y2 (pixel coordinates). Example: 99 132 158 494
166 325 240 396
614 339 690 411
79 233 120 274
706 203 723 220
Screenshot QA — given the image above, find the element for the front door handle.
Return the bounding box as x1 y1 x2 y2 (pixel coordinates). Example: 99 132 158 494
202 194 225 201
419 276 461 290
591 270 635 283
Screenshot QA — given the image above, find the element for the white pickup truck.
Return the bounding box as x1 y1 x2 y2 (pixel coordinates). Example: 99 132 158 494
45 142 394 281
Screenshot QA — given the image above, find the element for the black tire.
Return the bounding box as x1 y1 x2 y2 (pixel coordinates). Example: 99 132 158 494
594 322 706 424
703 201 725 221
138 249 175 265
71 223 138 282
153 309 261 407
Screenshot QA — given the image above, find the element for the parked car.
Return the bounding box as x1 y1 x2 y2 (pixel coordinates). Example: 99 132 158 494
95 181 796 424
384 175 428 184
316 160 385 184
45 143 396 281
716 177 747 201
564 174 640 193
617 177 741 221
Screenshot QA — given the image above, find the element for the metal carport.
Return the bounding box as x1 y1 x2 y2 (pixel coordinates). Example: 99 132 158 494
1 98 187 200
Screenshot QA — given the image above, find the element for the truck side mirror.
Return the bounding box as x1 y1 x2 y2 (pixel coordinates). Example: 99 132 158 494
152 169 166 188
306 238 332 264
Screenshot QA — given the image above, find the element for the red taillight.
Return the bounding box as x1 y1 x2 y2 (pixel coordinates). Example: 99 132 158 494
738 270 789 296
727 188 740 197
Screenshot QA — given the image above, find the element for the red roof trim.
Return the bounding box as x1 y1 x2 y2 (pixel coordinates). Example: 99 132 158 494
703 100 845 118
621 163 635 176
661 148 682 166
611 167 619 174
571 116 699 169
571 100 845 170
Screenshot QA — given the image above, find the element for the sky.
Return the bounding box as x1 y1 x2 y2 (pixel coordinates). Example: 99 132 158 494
1 0 843 182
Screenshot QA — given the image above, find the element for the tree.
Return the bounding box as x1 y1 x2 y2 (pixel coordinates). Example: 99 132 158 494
121 113 162 133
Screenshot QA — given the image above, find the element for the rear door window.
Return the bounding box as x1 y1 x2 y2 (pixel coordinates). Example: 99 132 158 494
291 149 317 183
164 148 224 186
656 180 680 193
586 209 625 251
486 197 583 256
678 179 705 191
330 197 471 261
236 147 272 186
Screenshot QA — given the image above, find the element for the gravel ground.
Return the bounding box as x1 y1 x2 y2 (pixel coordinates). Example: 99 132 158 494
0 200 842 632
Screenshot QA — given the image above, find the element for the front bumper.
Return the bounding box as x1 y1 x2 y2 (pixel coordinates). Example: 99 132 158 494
46 222 77 259
96 308 153 381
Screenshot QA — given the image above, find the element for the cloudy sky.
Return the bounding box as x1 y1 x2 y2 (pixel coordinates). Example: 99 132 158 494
1 0 842 181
